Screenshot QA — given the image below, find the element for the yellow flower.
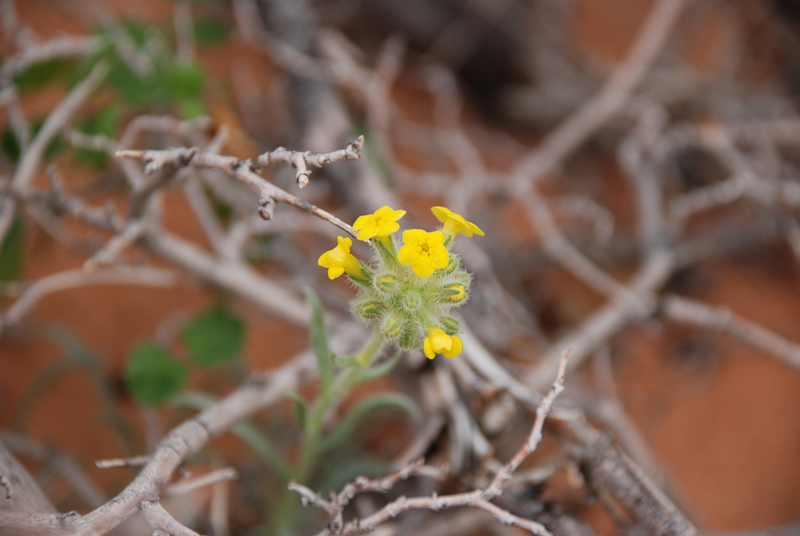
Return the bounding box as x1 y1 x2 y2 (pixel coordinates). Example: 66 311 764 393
431 206 485 237
318 237 365 280
423 327 463 359
353 206 407 241
397 229 449 278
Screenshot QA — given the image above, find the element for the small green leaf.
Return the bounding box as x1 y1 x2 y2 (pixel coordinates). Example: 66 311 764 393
124 342 187 405
178 97 206 119
166 60 205 100
194 18 228 43
106 59 165 108
319 392 418 453
14 58 73 92
305 289 332 391
0 214 23 281
286 391 308 431
1 128 20 162
181 306 244 367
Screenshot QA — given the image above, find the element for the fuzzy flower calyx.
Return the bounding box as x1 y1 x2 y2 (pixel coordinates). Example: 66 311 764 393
353 206 407 241
397 229 449 278
423 327 463 359
318 237 365 280
431 206 485 238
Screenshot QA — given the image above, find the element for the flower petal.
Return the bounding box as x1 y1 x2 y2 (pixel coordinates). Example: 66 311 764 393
318 251 331 267
423 337 435 359
374 206 393 218
352 215 369 231
430 328 452 352
390 209 407 222
356 225 378 241
467 221 484 236
431 246 449 269
327 266 344 279
412 256 435 278
397 244 420 266
377 221 400 236
444 336 463 358
427 230 445 245
431 206 451 223
402 229 427 244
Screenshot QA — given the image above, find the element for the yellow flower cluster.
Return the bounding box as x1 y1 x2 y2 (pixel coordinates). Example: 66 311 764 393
317 205 483 359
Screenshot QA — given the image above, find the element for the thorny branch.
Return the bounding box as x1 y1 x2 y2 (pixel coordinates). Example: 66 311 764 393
291 351 570 536
3 0 800 534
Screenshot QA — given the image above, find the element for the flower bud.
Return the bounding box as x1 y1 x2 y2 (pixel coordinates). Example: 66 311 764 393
401 291 422 312
441 283 467 304
353 300 384 320
398 328 420 350
382 313 405 338
375 273 398 294
440 315 461 335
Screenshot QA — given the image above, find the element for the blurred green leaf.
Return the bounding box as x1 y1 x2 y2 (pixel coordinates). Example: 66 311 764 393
319 392 418 453
178 97 206 119
0 213 22 281
107 59 165 108
1 128 20 161
304 289 332 393
166 60 205 100
181 306 245 367
194 18 228 44
71 38 113 85
14 59 74 92
124 342 187 405
2 121 65 163
286 391 308 431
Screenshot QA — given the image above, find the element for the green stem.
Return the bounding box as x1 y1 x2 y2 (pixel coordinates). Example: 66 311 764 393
275 330 387 533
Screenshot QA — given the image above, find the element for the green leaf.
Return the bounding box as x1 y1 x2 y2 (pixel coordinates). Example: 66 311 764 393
194 18 228 44
1 128 20 161
304 289 332 392
319 392 418 453
286 391 308 431
181 306 245 367
14 58 74 92
124 342 187 405
178 97 206 119
107 59 166 108
166 60 205 100
0 213 23 281
171 392 291 480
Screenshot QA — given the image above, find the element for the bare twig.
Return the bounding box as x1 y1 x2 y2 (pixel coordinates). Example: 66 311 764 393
140 498 202 536
662 294 800 370
116 139 364 238
510 0 690 190
294 352 570 536
95 455 153 469
164 468 238 496
0 267 178 336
